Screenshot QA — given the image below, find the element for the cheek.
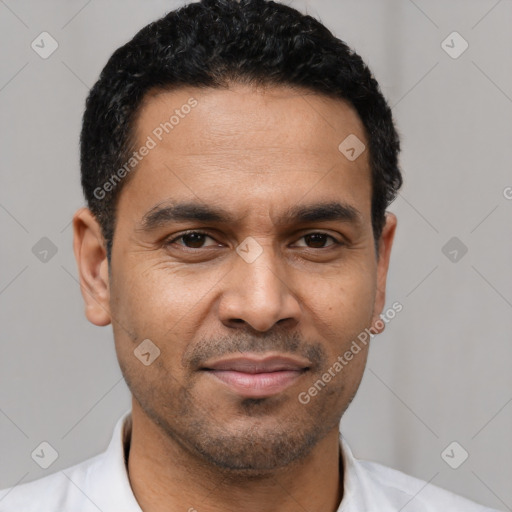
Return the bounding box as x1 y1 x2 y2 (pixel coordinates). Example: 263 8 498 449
305 262 377 338
109 261 224 353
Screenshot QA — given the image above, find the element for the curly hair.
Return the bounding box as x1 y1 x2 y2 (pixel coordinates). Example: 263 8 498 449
80 0 402 262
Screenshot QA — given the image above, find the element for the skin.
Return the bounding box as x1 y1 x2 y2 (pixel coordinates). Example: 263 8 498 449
73 83 396 512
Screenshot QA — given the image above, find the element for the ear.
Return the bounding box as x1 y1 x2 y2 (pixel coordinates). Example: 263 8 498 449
72 207 112 326
370 212 397 334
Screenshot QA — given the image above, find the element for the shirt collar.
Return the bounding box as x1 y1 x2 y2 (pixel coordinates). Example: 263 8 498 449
338 434 406 512
102 410 382 512
89 409 142 511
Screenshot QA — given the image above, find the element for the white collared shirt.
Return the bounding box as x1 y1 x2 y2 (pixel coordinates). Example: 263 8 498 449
0 410 500 512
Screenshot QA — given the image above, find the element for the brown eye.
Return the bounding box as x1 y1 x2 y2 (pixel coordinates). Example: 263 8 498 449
296 233 339 248
166 231 218 249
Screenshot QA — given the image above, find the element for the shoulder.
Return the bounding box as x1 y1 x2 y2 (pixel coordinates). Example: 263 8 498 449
0 453 103 512
340 438 500 512
359 458 499 512
0 411 136 512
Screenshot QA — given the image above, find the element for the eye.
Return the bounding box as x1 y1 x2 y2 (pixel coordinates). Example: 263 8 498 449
294 232 341 248
165 231 220 249
164 231 342 251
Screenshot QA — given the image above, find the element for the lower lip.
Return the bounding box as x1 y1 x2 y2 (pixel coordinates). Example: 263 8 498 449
206 370 305 398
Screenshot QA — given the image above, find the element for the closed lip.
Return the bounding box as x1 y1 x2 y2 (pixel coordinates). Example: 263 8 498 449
201 354 311 373
201 353 311 398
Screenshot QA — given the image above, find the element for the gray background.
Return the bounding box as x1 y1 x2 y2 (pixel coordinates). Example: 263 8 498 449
1 0 511 510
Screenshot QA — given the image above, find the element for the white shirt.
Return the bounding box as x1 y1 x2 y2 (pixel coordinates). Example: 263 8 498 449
0 410 500 512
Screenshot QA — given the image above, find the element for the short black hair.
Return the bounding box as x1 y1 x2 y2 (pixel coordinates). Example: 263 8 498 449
80 0 402 262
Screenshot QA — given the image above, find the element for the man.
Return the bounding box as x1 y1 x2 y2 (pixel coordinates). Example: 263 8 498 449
0 1 500 511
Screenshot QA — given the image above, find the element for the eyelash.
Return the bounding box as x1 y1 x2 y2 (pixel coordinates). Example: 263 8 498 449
164 230 343 250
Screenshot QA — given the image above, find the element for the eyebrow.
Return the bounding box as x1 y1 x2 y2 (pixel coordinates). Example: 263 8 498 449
137 200 362 233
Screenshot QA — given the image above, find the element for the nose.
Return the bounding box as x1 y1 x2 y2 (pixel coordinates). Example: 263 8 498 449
218 243 301 332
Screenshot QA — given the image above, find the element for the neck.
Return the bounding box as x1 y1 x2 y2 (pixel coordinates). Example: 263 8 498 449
126 402 343 512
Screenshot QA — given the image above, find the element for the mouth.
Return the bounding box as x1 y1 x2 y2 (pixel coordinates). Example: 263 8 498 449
200 354 311 398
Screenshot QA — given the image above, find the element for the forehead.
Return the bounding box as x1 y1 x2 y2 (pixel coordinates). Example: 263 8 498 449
118 83 371 226
135 83 366 156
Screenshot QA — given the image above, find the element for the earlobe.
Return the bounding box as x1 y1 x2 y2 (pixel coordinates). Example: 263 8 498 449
72 208 112 326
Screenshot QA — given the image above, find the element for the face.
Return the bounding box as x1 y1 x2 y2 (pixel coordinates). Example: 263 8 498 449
74 84 396 474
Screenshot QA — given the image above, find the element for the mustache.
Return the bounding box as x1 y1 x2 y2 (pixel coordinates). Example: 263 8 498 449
182 330 328 371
